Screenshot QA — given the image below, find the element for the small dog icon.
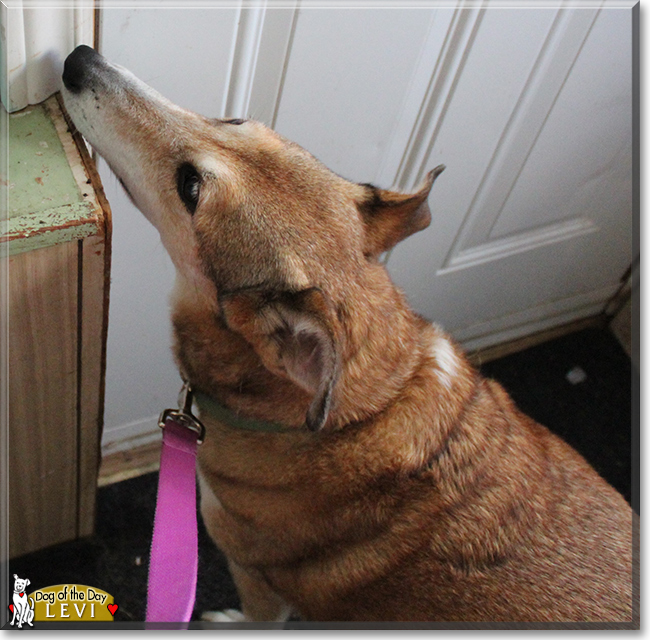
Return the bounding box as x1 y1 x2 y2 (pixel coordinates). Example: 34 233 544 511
10 575 34 628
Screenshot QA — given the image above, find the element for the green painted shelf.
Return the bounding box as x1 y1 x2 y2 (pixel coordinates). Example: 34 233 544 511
3 96 100 255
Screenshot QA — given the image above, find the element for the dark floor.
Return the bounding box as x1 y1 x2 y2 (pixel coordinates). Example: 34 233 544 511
8 327 636 626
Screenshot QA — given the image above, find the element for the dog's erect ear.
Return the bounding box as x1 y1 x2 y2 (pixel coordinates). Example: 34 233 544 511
220 287 341 431
360 165 445 257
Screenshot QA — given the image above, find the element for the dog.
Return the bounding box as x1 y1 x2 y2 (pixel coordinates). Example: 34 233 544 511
11 575 34 628
61 45 634 624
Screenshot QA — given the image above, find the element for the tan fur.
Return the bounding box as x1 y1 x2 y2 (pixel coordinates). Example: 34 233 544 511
61 46 634 624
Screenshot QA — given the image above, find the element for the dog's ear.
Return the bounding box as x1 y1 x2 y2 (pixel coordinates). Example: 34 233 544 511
220 287 341 431
360 165 445 257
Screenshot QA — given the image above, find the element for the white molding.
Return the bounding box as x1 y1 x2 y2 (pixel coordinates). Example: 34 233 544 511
222 0 299 124
376 1 485 191
73 2 96 48
442 6 600 268
101 414 160 456
438 216 598 274
222 0 267 118
249 3 299 126
372 7 451 188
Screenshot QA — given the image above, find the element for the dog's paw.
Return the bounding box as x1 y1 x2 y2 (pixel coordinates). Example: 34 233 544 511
201 609 248 622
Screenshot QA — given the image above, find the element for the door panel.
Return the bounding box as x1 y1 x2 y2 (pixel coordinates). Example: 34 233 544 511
492 9 632 240
382 6 632 347
274 8 433 183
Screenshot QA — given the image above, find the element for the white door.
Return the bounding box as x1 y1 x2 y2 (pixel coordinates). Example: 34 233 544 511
97 3 634 450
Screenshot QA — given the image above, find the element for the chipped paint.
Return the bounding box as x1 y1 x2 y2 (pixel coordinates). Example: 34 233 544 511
4 201 96 237
8 103 82 219
3 102 98 255
6 222 99 256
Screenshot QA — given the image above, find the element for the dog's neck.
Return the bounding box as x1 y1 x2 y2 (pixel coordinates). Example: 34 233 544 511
170 267 426 431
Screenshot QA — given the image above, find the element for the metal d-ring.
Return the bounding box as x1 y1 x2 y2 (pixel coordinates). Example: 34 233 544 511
158 381 206 444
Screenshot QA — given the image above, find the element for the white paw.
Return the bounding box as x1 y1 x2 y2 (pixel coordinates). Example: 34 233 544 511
201 608 248 622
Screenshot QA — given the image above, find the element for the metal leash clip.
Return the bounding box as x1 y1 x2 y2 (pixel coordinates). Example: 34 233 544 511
158 380 206 444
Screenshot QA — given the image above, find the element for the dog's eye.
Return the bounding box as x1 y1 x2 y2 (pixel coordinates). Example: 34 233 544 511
177 163 201 214
223 118 246 125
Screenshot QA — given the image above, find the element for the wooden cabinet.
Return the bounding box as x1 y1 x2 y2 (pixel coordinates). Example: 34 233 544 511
2 95 111 558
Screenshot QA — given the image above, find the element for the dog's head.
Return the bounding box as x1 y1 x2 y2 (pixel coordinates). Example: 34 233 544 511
13 575 29 593
61 45 444 430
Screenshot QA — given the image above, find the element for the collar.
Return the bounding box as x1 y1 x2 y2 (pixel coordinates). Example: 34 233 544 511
193 389 295 433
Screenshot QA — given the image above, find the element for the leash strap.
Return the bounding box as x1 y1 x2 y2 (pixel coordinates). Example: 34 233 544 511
146 385 205 625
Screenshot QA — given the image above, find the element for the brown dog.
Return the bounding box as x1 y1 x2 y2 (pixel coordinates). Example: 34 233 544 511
61 46 634 624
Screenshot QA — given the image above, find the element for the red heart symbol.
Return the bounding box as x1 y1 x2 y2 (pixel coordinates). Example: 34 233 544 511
8 604 14 614
107 603 118 616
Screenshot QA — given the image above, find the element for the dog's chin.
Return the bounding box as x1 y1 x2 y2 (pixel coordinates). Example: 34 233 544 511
61 87 96 137
61 87 128 173
61 105 148 218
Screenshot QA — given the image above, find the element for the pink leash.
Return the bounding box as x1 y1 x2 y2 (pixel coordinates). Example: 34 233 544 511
146 383 205 626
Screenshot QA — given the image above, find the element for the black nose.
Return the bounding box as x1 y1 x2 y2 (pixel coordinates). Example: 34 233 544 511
62 45 102 93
